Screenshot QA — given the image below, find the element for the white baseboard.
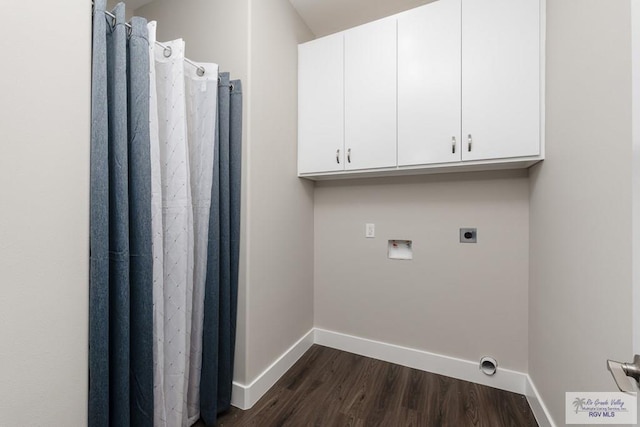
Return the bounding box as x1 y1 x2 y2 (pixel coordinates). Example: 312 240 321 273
314 328 527 395
525 375 556 427
231 328 314 410
231 326 553 426
231 380 248 409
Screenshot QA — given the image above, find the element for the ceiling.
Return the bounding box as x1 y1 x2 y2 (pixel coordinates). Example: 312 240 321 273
288 0 436 37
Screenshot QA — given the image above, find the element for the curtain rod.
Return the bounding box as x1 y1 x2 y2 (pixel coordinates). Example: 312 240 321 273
101 8 206 77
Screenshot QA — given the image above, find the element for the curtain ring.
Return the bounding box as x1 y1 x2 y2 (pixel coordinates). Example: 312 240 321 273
105 13 116 29
126 24 132 39
230 83 234 91
163 46 172 58
197 67 205 77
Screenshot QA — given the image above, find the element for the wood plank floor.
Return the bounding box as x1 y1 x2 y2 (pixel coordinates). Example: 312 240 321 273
206 345 538 426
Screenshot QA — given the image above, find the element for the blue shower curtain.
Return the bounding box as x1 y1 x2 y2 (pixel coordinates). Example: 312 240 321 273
89 1 153 426
90 2 242 426
200 74 243 426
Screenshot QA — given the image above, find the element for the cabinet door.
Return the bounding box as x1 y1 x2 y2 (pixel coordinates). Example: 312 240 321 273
462 0 540 161
398 0 461 166
298 33 344 174
344 18 397 170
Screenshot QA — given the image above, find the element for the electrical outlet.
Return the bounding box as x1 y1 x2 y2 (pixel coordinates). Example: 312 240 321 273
460 228 477 243
366 223 375 238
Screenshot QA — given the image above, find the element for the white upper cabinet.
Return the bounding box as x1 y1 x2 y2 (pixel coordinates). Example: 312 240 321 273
297 0 543 179
344 18 397 170
298 33 344 174
398 0 461 166
461 0 540 161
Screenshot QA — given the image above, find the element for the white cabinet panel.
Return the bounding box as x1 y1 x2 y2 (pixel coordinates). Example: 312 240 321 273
344 18 397 170
398 0 461 166
298 33 344 174
462 0 540 161
297 0 543 179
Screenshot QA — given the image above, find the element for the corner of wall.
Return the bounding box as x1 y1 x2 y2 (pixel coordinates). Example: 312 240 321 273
528 0 633 423
242 0 315 383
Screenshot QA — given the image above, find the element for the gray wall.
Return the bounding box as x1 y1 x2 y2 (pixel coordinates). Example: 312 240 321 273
0 3 90 425
135 0 249 82
634 1 640 356
137 0 315 385
245 0 315 381
529 0 633 424
314 170 530 371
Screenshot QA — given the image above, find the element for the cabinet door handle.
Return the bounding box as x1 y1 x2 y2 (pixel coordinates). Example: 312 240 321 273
347 148 351 163
336 149 340 164
452 136 456 154
468 134 472 152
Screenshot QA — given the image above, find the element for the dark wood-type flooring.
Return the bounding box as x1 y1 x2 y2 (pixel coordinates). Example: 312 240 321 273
203 345 538 427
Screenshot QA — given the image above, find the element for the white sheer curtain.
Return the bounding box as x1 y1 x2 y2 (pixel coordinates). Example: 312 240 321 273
148 21 219 427
151 31 195 427
184 62 219 425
